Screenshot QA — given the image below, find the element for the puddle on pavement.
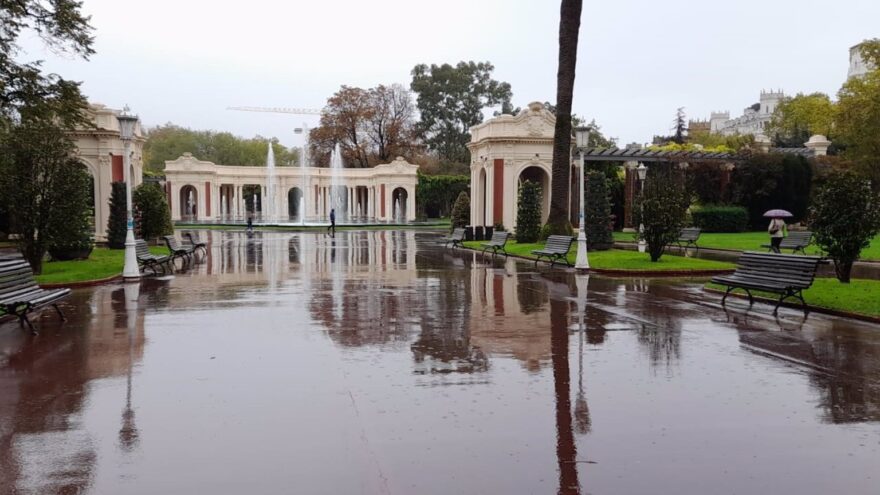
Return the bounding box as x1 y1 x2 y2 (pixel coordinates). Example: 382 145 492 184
1 230 878 494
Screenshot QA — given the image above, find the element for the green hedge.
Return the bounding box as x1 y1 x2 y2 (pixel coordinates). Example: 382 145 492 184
691 205 748 233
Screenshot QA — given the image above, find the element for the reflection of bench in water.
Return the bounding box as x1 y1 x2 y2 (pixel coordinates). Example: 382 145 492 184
712 251 823 314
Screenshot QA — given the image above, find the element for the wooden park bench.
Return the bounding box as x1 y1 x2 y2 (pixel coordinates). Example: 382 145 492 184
711 251 824 314
480 231 510 258
163 235 197 266
531 235 574 267
442 228 465 249
183 231 207 254
762 231 813 255
136 239 172 275
675 227 702 253
0 256 70 333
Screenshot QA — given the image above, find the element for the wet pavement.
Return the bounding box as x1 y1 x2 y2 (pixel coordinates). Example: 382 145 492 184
1 230 878 494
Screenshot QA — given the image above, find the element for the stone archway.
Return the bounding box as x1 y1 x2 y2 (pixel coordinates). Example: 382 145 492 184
392 187 408 223
288 187 303 220
179 185 198 221
518 165 550 224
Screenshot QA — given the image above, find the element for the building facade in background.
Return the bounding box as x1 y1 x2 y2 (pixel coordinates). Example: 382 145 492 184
707 90 785 136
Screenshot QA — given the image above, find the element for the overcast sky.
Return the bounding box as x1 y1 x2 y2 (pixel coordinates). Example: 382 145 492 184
20 0 879 150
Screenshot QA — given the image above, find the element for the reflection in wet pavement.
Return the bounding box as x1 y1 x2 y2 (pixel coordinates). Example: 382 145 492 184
1 230 878 494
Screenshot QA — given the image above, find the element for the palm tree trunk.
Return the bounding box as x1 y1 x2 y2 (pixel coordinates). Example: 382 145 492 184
547 0 583 235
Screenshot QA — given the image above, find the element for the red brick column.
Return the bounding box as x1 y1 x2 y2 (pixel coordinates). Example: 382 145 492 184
380 184 386 218
112 154 123 182
205 182 211 217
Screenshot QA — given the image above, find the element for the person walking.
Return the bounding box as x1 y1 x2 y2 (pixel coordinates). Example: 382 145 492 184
327 208 336 237
768 216 787 253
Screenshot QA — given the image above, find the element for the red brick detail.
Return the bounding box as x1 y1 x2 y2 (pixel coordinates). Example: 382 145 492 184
380 184 386 218
493 159 503 225
112 154 123 182
205 182 211 217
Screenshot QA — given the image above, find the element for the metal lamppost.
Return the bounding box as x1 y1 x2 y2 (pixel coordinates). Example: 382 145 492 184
574 126 592 271
636 163 647 253
117 107 140 280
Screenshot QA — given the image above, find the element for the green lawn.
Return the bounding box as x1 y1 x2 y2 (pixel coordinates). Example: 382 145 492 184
36 246 167 285
614 231 880 261
462 240 733 272
706 278 880 318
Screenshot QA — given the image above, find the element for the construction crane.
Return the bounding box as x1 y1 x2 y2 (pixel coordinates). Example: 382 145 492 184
226 106 323 115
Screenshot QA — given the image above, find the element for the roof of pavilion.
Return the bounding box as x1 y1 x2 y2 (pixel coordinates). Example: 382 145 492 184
581 147 814 162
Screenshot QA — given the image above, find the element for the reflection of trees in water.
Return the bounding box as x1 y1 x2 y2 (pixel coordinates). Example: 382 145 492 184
738 320 880 424
288 236 300 264
637 323 682 371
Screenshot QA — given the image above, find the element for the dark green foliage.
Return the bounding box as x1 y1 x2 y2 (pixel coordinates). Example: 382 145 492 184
107 182 128 249
729 153 813 229
584 171 613 250
416 173 469 218
634 165 690 262
450 191 470 231
410 61 513 164
691 205 749 233
144 126 298 172
0 121 92 272
516 180 542 243
134 182 173 241
46 163 94 260
809 172 880 283
686 162 727 205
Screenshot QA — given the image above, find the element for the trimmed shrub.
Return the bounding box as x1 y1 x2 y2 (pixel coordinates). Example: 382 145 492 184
516 180 542 243
106 181 128 249
691 205 748 233
450 191 470 231
46 163 94 260
634 164 690 262
584 171 613 250
809 171 880 283
134 182 173 241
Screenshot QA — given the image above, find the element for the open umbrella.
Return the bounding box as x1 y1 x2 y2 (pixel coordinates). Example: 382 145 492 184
763 209 793 218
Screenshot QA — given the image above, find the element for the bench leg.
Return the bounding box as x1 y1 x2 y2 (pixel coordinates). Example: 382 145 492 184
17 313 36 335
745 289 754 306
53 304 67 322
721 286 733 305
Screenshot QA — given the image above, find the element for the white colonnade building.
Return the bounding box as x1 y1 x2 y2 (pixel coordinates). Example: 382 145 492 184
163 154 419 223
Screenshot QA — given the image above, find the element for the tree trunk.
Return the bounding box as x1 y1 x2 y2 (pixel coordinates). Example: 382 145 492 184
835 259 853 283
547 0 583 235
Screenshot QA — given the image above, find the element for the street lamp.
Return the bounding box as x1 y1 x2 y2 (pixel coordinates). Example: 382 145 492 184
636 163 647 253
574 126 591 271
117 106 140 281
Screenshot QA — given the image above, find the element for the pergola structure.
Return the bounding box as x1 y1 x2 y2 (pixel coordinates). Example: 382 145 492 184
467 103 828 235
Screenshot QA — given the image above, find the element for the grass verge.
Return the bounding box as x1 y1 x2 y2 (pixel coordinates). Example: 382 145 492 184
613 231 880 260
35 246 167 285
461 240 734 272
705 278 880 318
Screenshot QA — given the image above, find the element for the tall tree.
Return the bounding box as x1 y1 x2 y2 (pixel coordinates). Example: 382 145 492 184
768 92 836 147
410 61 512 164
672 107 687 144
0 0 94 129
836 39 880 184
367 84 418 163
546 0 583 235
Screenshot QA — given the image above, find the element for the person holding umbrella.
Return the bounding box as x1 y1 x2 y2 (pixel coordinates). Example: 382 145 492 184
764 209 792 253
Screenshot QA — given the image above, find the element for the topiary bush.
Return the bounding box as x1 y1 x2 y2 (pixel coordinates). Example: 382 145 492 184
584 171 613 250
634 164 690 262
134 182 173 241
106 181 128 249
809 171 880 283
450 191 470 231
690 205 749 233
46 162 94 260
516 180 542 243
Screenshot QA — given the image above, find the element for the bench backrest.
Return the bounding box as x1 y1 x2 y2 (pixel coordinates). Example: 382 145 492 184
489 231 509 245
544 235 574 252
135 239 152 258
679 227 701 241
734 251 822 289
451 228 465 240
780 231 812 248
164 235 184 251
0 256 39 297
